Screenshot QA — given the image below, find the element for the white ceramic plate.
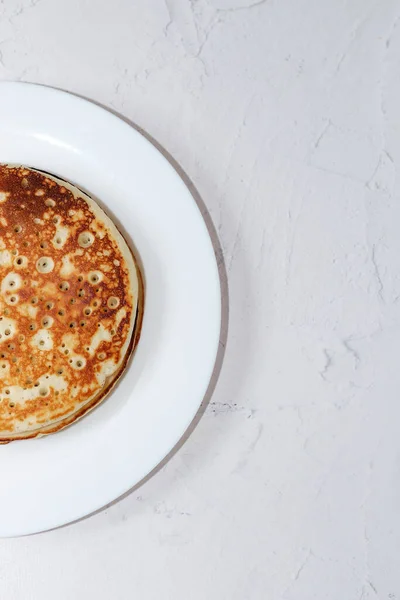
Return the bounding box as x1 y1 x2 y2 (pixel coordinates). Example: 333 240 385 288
0 82 220 537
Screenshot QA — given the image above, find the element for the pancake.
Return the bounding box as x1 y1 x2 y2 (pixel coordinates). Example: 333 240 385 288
0 165 142 442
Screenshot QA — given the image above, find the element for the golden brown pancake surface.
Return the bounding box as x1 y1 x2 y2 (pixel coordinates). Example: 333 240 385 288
0 165 141 441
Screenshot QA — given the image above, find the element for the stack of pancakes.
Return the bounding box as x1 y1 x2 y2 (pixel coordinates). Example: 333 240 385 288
0 165 142 442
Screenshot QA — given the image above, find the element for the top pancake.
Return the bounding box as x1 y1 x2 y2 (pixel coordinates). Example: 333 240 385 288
0 165 141 442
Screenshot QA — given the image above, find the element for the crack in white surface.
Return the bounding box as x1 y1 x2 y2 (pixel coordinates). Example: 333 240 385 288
371 244 384 302
313 119 332 150
7 0 43 23
319 349 333 381
193 16 221 64
342 338 360 369
162 0 174 37
376 9 400 186
215 0 269 13
385 11 400 49
292 549 312 581
159 0 219 82
333 9 374 75
232 422 264 473
360 450 381 600
280 549 314 597
368 580 378 595
179 0 271 77
227 150 260 271
0 39 11 69
365 150 395 193
310 163 364 185
366 156 381 190
227 199 246 272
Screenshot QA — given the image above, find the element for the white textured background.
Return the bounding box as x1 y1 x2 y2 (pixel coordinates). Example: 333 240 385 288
0 0 399 598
